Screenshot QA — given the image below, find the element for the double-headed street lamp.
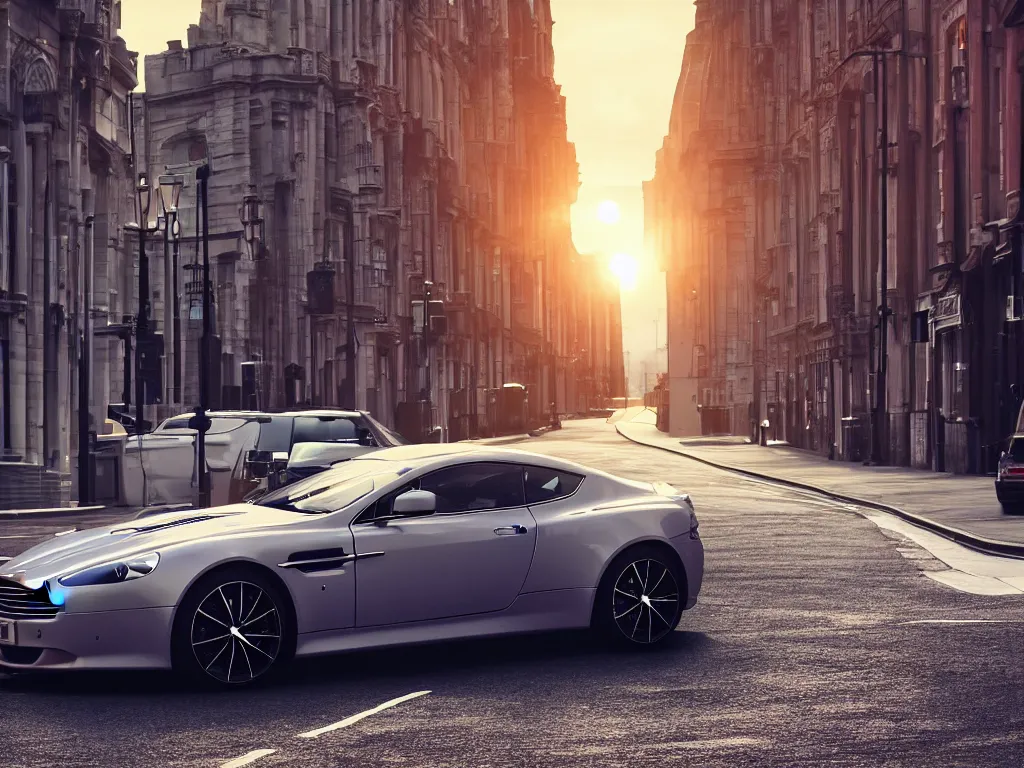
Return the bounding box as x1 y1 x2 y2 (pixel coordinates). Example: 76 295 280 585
157 174 184 407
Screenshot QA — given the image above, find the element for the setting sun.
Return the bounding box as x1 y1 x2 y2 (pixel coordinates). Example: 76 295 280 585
609 252 638 291
597 200 621 225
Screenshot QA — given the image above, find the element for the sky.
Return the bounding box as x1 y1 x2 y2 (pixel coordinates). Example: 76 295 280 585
119 0 696 394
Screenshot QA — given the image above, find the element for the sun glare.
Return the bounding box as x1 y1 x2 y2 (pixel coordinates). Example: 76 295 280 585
597 200 621 225
609 252 639 291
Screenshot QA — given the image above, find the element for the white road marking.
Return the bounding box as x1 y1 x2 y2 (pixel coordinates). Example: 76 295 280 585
219 749 276 768
0 534 40 539
297 690 432 739
900 619 1022 625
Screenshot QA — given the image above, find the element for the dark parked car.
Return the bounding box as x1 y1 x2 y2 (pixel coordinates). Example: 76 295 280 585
996 435 1024 513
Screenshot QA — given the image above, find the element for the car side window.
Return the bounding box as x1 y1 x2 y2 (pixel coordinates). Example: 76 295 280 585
524 466 584 505
419 462 526 514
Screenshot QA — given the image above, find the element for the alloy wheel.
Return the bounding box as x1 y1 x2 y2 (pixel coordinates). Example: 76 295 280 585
190 580 282 684
611 558 680 644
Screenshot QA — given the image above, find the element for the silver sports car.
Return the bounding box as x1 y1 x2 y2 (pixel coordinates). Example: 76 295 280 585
0 444 704 687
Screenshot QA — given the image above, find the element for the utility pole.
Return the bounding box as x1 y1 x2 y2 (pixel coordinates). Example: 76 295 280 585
193 163 212 508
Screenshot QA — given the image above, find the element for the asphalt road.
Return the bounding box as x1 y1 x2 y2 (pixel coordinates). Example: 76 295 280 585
3 420 1024 767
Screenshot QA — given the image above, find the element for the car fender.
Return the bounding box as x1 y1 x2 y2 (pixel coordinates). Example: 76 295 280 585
520 485 690 594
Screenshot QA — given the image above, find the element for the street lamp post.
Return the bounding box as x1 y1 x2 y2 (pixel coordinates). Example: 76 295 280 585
240 191 266 409
192 163 213 508
125 173 160 434
157 174 183 409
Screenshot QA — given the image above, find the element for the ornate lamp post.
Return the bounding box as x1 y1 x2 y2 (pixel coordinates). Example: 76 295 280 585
123 172 160 433
157 174 184 407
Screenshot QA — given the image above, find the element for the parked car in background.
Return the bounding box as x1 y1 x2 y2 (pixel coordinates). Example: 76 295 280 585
996 435 1024 513
242 440 382 503
122 410 407 509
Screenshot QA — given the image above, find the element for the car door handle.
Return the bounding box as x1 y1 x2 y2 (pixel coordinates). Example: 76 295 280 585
494 524 528 536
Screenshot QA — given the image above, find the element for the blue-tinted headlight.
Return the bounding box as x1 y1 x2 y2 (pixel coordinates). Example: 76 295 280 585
57 553 159 588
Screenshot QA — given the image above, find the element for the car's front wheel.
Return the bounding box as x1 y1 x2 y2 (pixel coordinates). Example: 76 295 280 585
593 543 685 646
172 566 293 688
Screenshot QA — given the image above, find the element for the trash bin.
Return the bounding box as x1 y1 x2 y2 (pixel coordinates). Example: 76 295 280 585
841 417 863 462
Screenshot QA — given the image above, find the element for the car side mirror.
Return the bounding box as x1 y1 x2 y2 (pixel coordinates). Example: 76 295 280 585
392 490 437 517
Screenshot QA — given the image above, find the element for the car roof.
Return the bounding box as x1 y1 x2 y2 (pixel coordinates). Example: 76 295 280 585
163 409 366 421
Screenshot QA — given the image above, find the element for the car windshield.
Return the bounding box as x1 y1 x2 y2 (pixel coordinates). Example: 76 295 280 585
257 458 407 514
365 414 409 446
157 417 249 435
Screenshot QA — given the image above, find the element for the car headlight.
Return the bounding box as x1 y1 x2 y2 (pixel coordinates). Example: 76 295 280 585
57 553 160 588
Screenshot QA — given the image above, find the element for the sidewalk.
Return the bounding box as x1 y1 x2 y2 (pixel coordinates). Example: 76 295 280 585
615 414 1024 557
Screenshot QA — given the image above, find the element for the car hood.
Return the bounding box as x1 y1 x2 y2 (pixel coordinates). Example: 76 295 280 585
0 505 306 588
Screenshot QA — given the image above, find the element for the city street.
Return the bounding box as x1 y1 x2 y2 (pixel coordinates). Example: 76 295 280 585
3 419 1024 767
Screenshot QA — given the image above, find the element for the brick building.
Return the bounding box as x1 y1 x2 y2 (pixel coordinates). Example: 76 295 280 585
648 0 1024 475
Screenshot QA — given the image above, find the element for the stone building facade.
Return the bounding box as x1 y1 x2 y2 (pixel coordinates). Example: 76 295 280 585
0 0 137 506
140 0 617 441
648 0 1024 475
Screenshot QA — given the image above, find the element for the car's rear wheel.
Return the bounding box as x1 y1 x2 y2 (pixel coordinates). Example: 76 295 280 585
172 565 293 688
593 543 684 646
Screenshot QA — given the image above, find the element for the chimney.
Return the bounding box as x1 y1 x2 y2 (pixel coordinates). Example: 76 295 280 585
167 40 183 52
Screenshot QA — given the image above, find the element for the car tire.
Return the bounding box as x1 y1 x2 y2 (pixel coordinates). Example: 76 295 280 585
171 565 294 688
592 543 685 647
1001 503 1021 515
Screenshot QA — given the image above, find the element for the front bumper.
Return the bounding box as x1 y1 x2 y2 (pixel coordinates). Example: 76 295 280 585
995 478 1024 503
671 533 704 610
0 606 174 671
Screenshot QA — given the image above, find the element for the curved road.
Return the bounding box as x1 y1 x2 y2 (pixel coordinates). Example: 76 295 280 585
2 419 1024 767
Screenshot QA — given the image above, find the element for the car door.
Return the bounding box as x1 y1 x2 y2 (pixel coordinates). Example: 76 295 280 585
350 462 538 627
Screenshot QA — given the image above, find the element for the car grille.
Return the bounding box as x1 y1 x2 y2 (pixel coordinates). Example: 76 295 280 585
0 578 61 620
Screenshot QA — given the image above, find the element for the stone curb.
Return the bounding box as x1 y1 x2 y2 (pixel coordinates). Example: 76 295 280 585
468 426 560 447
615 422 1024 561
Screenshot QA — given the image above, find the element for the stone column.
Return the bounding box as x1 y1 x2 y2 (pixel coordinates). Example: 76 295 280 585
25 131 49 467
9 122 27 461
